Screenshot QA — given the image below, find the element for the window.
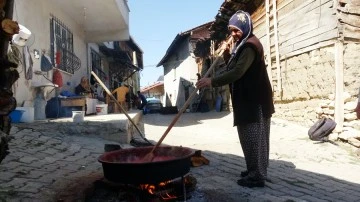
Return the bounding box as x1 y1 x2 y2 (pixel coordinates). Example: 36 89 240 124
50 14 81 74
91 49 106 82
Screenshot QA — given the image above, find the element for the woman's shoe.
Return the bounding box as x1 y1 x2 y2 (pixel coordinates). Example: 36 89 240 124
237 177 265 188
240 170 249 177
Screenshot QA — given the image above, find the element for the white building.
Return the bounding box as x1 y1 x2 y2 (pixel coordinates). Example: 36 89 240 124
10 0 131 119
157 22 212 110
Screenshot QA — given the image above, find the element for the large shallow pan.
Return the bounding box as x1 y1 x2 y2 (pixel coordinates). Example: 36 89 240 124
98 146 193 184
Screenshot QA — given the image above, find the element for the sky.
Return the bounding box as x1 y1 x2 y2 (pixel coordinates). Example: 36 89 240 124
128 0 224 88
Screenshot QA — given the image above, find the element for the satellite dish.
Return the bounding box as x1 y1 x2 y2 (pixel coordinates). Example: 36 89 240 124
12 24 32 47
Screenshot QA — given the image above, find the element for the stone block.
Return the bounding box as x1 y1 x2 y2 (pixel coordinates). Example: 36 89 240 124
348 137 360 148
43 111 144 144
344 113 357 121
328 132 339 141
339 129 360 140
344 101 357 111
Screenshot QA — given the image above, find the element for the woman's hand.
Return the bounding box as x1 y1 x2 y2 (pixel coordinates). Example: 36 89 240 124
220 41 230 52
196 78 211 89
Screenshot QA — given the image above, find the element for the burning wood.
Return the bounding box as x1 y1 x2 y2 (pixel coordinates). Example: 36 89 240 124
139 175 197 201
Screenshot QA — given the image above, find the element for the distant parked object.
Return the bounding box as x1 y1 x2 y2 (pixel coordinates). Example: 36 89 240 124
145 97 163 113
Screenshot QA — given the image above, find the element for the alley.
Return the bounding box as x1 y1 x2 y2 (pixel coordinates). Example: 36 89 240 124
0 111 359 201
143 112 360 202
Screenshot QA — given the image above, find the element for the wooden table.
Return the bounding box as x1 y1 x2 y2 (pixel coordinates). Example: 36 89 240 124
60 97 86 112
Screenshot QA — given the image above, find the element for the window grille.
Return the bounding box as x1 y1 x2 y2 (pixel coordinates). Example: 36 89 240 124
91 49 106 82
50 14 81 74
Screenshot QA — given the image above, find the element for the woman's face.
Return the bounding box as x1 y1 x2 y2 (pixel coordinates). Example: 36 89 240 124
81 78 89 86
229 28 243 42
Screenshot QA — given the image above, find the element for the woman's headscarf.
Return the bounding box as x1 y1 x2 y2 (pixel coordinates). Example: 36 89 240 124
227 10 253 65
80 76 90 91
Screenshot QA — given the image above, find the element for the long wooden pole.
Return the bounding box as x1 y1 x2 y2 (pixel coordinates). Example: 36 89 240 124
272 0 282 95
334 41 344 132
149 38 233 155
91 71 150 143
265 0 273 88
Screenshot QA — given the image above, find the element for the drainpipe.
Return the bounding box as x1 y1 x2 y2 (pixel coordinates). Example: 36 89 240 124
86 43 90 76
132 51 138 91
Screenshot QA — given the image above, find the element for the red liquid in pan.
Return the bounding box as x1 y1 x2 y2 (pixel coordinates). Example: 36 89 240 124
99 147 193 164
106 154 175 163
124 155 174 163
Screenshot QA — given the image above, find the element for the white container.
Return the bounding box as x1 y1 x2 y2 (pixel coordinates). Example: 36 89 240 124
96 104 108 115
16 107 34 123
72 111 85 123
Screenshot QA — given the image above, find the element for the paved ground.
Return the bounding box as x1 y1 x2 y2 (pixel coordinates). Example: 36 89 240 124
0 111 360 201
144 112 360 202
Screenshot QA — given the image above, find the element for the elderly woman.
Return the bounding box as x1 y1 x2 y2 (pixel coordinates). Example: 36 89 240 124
75 76 92 97
196 10 275 188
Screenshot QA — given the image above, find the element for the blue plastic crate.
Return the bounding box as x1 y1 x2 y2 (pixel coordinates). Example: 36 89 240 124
9 110 24 123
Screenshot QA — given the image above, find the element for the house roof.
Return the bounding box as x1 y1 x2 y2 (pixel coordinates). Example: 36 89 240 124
140 81 164 93
156 1 264 67
209 0 264 43
49 0 130 42
99 45 140 70
127 36 143 54
99 37 144 81
156 21 213 67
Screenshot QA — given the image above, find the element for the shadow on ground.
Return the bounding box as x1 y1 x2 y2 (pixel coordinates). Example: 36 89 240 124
189 149 360 202
142 111 231 127
1 115 359 202
30 147 360 202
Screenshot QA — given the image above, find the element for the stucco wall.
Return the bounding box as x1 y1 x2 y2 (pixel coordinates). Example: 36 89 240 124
163 38 199 108
273 43 360 129
12 0 91 106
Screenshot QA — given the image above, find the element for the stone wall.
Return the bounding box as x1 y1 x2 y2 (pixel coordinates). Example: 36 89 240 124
274 45 336 125
344 43 360 97
273 43 360 132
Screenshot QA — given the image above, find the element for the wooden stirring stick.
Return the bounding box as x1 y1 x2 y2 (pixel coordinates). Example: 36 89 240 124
143 38 233 162
91 71 151 144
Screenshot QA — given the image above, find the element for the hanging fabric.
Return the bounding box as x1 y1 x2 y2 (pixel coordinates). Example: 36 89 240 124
40 54 53 72
53 69 63 87
7 45 22 66
55 51 61 65
23 46 33 80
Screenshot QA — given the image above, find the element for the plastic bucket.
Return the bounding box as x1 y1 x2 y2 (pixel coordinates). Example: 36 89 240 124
9 110 25 123
16 107 34 123
72 111 85 123
96 104 108 115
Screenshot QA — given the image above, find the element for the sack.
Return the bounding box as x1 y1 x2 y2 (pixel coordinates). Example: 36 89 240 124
45 97 61 118
308 117 336 141
40 55 53 72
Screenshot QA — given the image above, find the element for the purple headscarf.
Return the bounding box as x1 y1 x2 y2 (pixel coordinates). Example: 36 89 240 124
227 10 253 64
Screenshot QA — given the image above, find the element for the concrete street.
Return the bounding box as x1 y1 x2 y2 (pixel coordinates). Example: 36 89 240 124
0 111 360 202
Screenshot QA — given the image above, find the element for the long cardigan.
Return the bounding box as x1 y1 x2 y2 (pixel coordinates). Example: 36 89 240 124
212 35 275 125
230 35 274 125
